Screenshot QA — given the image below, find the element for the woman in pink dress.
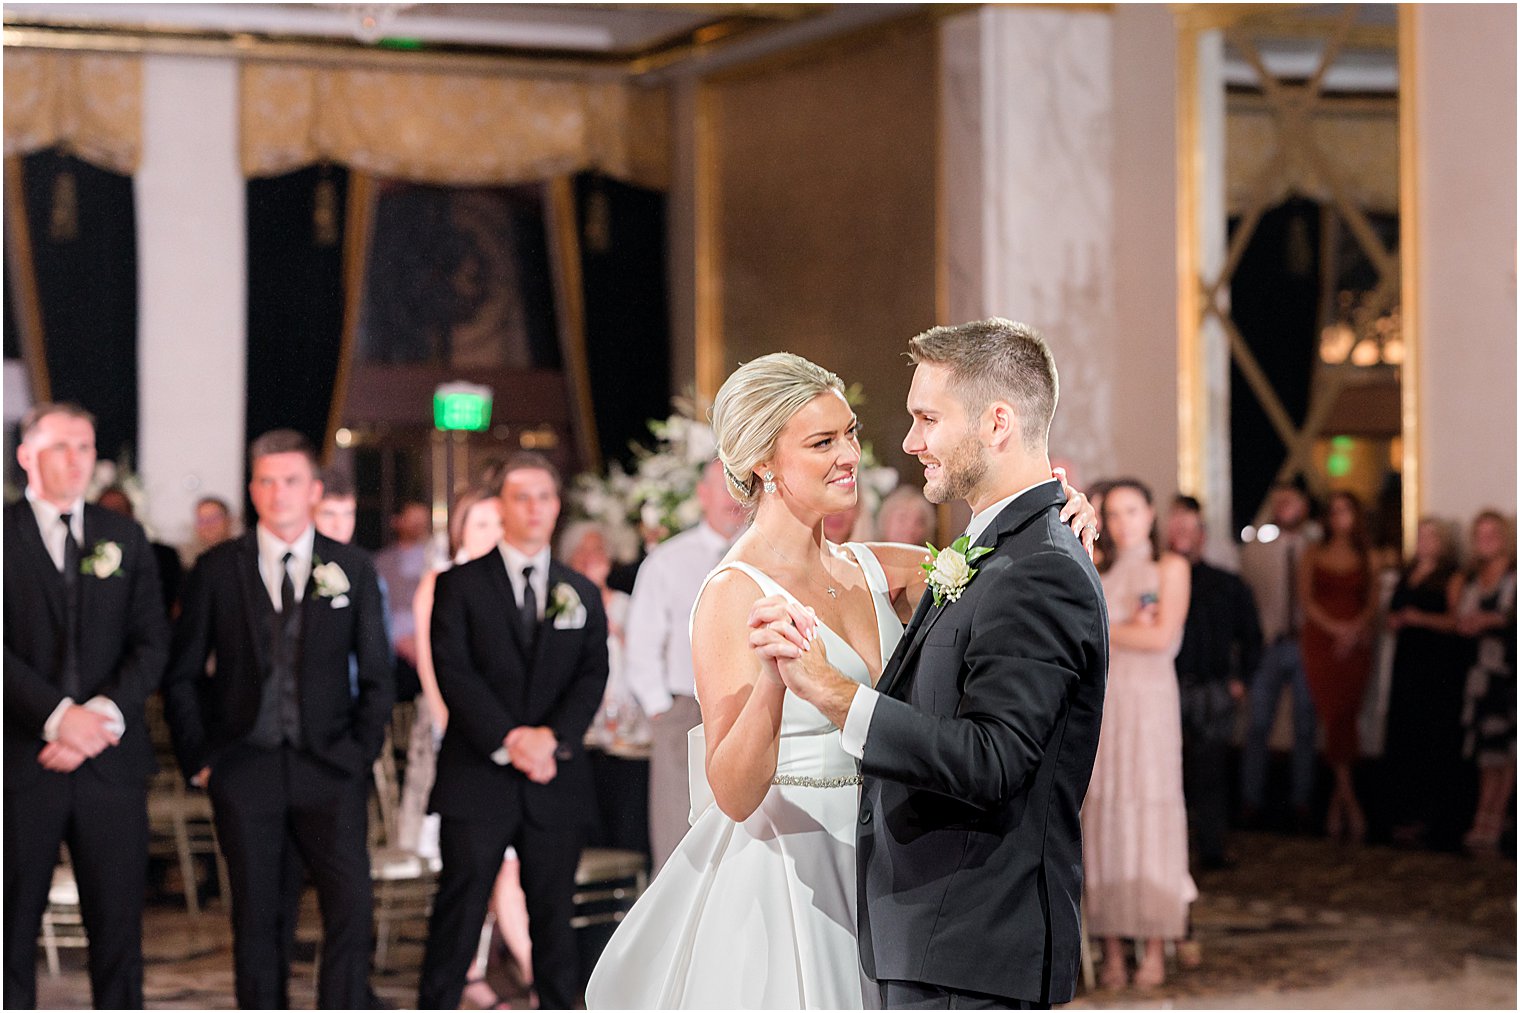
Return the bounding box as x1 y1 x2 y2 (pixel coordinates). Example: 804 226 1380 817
1083 478 1196 989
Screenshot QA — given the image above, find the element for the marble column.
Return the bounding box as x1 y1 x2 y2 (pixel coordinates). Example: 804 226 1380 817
136 55 247 547
941 6 1184 516
1407 5 1517 519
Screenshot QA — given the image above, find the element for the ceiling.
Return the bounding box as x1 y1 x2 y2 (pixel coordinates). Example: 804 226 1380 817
1 2 924 77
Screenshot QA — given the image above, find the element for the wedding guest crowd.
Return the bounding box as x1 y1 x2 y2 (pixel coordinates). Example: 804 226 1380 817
8 396 1514 1008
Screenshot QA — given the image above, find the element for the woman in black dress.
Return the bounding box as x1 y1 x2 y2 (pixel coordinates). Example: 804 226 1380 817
1456 510 1517 856
1382 518 1464 848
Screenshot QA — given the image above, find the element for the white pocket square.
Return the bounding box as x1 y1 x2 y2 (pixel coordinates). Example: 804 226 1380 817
553 605 587 630
329 594 350 609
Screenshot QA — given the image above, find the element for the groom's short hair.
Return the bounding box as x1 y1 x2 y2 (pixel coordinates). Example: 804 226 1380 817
907 318 1058 450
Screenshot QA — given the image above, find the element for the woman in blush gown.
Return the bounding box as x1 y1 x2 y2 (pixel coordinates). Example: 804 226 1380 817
585 353 1094 1009
1082 478 1195 991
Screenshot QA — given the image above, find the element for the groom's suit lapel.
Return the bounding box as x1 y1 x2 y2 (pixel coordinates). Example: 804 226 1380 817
878 480 1067 700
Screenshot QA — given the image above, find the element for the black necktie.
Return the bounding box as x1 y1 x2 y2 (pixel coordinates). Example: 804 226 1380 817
520 565 538 646
280 551 296 617
59 512 82 698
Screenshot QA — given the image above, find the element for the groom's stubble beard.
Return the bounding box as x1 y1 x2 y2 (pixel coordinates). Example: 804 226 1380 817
923 426 988 506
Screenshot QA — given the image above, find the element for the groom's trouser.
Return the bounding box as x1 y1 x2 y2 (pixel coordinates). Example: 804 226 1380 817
881 980 1051 1010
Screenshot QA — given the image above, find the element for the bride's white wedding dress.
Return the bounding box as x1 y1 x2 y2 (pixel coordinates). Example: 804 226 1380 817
585 543 903 1010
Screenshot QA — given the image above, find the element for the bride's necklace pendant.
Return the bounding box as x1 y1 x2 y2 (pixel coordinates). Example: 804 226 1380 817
826 587 837 599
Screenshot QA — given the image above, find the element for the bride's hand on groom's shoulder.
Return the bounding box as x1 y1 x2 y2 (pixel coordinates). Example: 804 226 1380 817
1054 467 1100 559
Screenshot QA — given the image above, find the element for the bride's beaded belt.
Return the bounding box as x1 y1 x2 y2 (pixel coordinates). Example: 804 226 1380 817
770 774 863 788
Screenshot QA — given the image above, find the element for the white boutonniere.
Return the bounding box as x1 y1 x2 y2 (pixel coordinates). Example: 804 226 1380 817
921 535 993 607
81 540 124 579
312 558 351 603
548 582 587 629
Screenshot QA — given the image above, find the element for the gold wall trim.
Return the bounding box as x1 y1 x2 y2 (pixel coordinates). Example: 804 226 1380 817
693 81 723 403
3 156 52 404
326 170 374 464
547 175 603 475
1175 16 1204 498
1397 5 1421 555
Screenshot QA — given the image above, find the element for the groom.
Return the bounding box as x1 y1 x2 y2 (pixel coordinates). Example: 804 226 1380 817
771 319 1108 1009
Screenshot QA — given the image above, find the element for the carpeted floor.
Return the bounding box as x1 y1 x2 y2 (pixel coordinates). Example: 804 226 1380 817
33 832 1516 1010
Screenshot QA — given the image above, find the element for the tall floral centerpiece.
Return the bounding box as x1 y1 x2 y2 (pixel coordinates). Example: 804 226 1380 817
569 397 717 563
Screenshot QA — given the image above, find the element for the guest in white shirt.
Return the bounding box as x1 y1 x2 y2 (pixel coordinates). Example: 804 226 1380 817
624 460 746 874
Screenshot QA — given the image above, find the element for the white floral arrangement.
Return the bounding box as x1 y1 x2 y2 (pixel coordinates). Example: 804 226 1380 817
570 396 716 561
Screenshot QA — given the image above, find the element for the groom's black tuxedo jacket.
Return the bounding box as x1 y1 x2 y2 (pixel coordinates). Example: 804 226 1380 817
4 500 168 789
427 551 609 828
858 480 1108 1005
162 530 394 779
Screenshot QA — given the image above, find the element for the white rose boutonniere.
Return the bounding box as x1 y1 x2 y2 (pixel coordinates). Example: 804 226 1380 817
312 559 351 606
548 582 587 629
921 535 993 607
81 540 124 579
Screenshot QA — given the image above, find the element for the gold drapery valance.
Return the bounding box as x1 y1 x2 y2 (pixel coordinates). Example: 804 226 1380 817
3 50 141 173
242 64 668 188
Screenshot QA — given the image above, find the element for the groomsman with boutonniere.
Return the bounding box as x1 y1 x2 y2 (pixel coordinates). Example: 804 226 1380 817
418 451 609 1011
163 429 393 1009
4 402 169 1009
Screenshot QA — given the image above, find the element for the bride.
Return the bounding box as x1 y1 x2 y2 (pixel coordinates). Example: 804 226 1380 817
585 353 1091 1009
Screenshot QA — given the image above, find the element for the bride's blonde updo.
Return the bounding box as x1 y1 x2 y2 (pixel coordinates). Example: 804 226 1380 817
709 352 846 508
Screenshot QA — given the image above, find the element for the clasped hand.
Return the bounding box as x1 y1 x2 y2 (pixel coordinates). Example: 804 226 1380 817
746 596 833 699
505 725 558 784
39 705 120 773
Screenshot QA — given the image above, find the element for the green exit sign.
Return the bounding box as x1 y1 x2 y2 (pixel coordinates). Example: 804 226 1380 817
434 383 493 432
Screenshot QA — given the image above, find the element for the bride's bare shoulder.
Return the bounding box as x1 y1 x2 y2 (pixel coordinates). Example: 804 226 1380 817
692 566 767 625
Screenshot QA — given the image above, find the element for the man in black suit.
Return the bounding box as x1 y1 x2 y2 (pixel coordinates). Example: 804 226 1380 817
163 429 392 1009
4 402 168 1009
1166 495 1262 869
766 319 1108 1009
417 452 609 1010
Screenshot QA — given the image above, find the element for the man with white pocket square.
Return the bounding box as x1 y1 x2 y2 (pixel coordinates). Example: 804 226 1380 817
163 429 392 1009
418 451 609 1010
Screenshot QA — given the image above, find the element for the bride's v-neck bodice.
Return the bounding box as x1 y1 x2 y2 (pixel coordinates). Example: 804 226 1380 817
688 541 903 783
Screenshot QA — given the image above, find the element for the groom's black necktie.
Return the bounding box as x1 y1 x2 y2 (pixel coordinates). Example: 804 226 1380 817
59 512 82 699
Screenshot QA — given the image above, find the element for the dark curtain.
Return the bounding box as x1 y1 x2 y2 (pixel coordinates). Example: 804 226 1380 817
3 259 20 361
245 165 349 470
1228 198 1321 534
14 150 139 463
576 172 671 468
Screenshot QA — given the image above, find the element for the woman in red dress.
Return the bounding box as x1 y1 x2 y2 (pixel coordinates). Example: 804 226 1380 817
1298 491 1377 843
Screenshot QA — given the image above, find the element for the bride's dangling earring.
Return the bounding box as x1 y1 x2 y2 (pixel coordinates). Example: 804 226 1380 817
763 471 777 495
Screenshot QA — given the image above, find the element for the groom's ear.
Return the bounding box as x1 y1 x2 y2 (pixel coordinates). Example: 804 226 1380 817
982 400 1021 451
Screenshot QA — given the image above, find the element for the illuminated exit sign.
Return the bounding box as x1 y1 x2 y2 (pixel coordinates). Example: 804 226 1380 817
434 382 493 432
